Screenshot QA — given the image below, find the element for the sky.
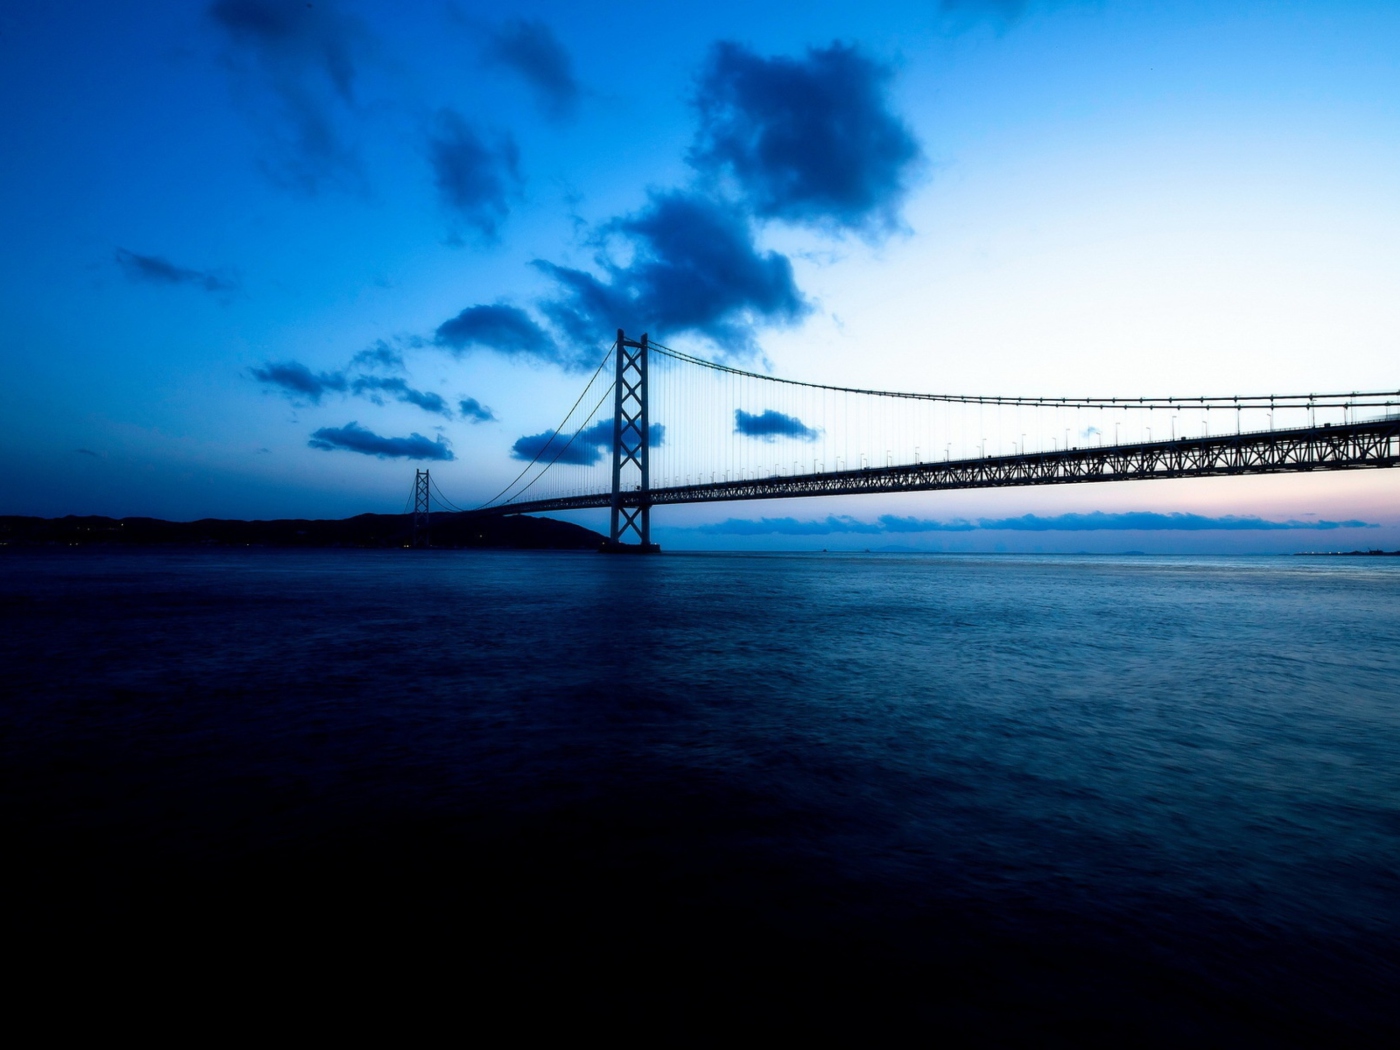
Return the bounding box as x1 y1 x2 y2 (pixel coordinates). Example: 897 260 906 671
2 0 1398 551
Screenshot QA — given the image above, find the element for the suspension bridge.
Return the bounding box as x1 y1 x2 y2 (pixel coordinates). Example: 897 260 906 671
415 330 1400 551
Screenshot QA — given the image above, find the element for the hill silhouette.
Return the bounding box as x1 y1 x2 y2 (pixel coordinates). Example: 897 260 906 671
0 512 603 550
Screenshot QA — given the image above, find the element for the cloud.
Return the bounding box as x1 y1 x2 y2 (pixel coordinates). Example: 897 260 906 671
115 249 237 293
252 360 348 403
440 41 919 369
427 109 522 241
483 19 579 121
936 0 1036 28
308 421 454 460
734 409 821 442
432 42 917 370
976 512 1378 532
535 190 808 355
75 448 101 458
253 357 451 414
877 515 977 533
511 428 604 466
459 398 497 423
350 375 453 417
699 515 884 536
688 511 1379 537
510 418 665 465
434 303 577 367
208 0 370 192
350 340 405 371
689 41 921 236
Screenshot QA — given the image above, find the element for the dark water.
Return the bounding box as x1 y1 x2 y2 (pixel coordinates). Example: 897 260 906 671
3 549 1398 1039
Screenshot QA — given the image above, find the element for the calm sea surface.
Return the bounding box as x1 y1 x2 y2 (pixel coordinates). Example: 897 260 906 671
3 549 1398 1038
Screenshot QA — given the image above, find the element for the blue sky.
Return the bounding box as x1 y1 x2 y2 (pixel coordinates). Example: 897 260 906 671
2 0 1397 551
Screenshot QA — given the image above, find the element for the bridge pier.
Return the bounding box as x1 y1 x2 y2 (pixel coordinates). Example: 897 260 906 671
603 329 660 554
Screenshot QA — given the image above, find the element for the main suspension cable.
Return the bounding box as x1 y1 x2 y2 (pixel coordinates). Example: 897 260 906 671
428 475 467 514
477 341 615 509
503 380 617 505
648 340 1398 410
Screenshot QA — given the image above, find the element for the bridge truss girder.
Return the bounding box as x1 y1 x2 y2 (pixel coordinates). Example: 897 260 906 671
479 416 1400 520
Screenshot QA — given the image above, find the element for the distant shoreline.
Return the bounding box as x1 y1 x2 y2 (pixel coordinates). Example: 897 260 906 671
1295 549 1400 557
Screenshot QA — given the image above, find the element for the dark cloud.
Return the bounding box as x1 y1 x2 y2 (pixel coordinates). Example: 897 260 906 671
308 422 454 460
573 418 665 449
535 191 808 355
689 41 921 236
433 303 577 368
208 0 368 192
694 511 1379 537
428 109 522 241
350 375 453 417
116 249 237 293
459 398 497 423
734 409 820 442
483 19 579 121
511 428 604 466
510 418 665 465
350 340 405 371
252 360 348 403
75 449 101 458
435 43 914 368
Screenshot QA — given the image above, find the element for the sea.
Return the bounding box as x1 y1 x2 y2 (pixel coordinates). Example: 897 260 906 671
2 548 1397 1040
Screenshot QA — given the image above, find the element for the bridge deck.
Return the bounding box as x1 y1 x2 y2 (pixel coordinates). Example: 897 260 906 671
473 416 1400 518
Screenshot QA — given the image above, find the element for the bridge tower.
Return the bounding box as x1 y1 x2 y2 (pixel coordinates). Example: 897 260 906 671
605 329 659 553
413 468 431 548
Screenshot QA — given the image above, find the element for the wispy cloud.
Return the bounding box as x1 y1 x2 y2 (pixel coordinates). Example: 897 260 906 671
936 0 1037 30
253 356 452 418
483 19 580 121
208 0 371 193
116 249 238 293
427 108 522 242
350 340 405 372
308 421 453 460
350 375 453 417
251 360 347 403
459 397 497 423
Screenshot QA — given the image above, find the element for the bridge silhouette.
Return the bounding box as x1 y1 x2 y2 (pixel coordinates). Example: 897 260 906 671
436 331 1399 551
